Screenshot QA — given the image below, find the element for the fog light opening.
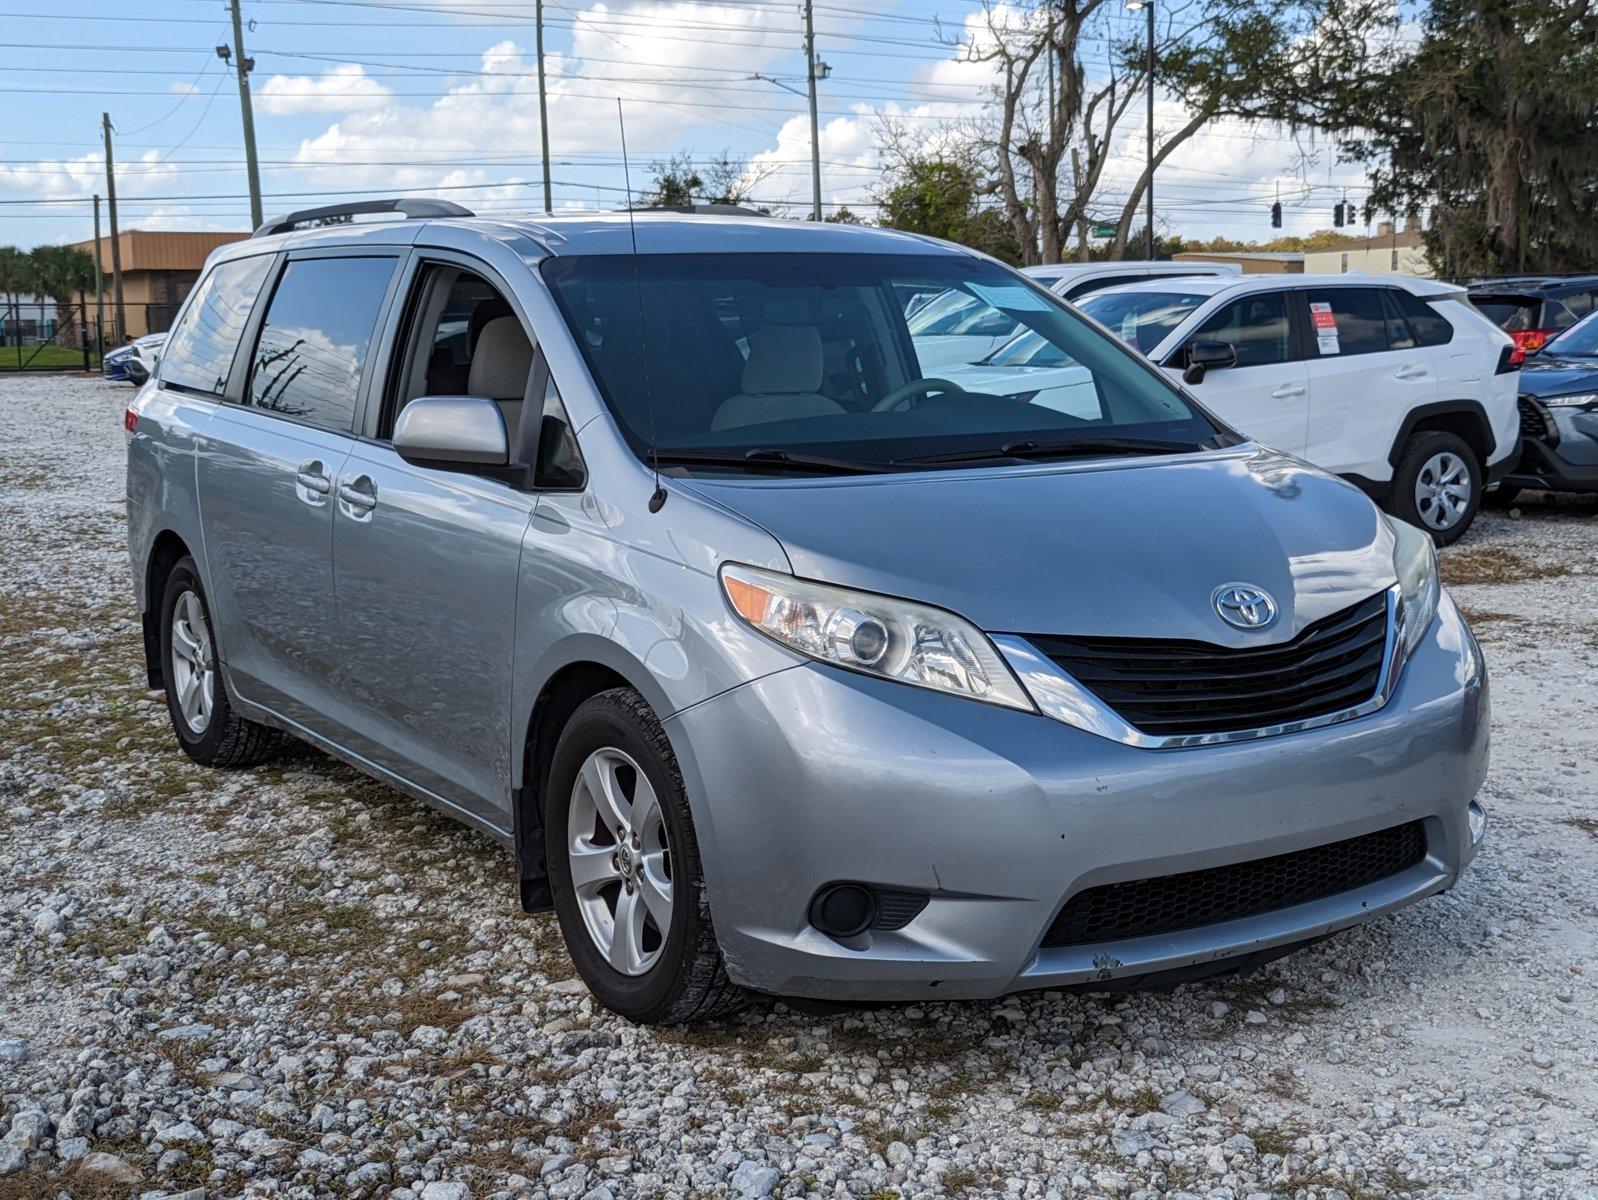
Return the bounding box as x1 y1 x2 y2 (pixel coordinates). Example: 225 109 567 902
809 883 879 939
1468 800 1487 846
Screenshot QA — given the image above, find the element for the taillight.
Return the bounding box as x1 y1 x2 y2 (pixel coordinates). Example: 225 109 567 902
1507 328 1552 365
124 405 139 439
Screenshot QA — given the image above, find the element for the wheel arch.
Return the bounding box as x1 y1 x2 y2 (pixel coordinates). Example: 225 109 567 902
512 648 668 913
141 529 194 690
1387 400 1494 469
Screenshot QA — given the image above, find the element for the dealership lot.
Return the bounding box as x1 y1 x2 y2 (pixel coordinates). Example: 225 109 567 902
1 376 1594 1197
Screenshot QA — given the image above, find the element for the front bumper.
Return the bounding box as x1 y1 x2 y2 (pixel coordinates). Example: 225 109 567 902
1501 402 1598 492
668 592 1489 1001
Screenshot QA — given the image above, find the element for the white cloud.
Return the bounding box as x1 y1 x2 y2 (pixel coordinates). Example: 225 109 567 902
257 65 394 116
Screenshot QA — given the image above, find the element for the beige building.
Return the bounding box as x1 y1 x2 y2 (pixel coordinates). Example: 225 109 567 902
1303 219 1433 278
1171 250 1304 275
69 229 250 339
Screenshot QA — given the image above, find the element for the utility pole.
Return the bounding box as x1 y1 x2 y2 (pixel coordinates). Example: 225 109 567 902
536 0 552 211
101 114 126 343
92 194 105 356
804 0 823 221
223 0 263 229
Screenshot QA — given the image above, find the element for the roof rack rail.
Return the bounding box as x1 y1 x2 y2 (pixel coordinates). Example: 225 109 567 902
253 198 475 239
623 203 769 217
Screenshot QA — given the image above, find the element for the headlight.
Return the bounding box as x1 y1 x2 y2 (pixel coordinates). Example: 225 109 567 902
720 563 1034 711
1385 514 1440 663
1544 391 1598 408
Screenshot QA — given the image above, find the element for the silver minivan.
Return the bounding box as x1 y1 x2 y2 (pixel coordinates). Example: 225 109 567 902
127 200 1489 1023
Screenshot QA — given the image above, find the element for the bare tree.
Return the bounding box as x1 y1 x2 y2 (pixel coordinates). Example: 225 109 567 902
958 0 1338 263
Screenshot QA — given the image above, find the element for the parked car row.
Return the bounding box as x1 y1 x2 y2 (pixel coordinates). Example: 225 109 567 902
934 265 1519 544
128 201 1488 1023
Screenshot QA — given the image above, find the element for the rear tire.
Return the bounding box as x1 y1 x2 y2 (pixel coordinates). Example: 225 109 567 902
544 688 744 1024
159 557 284 768
1389 431 1482 546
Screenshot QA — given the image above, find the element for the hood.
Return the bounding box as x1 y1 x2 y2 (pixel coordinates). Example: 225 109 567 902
682 446 1397 646
1519 355 1598 398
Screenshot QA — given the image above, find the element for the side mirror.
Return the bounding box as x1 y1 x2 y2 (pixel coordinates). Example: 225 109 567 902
1181 339 1236 385
393 396 509 467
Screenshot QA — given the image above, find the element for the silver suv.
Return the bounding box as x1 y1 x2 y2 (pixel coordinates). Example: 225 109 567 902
127 199 1489 1023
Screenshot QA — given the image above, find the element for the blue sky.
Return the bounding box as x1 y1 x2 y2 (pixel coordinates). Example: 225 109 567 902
0 0 1372 249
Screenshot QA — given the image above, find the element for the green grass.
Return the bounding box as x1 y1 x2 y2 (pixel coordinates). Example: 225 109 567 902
0 345 102 370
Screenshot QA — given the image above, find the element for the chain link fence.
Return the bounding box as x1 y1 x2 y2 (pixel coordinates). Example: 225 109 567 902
1 298 184 372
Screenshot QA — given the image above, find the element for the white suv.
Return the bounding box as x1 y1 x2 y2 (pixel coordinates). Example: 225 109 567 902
1077 275 1520 543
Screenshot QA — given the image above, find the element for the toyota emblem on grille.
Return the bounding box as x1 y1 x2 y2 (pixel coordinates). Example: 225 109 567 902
1212 583 1278 630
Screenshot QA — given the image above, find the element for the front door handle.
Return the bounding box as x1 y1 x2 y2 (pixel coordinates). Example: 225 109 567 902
1270 384 1307 399
337 475 378 518
294 459 331 504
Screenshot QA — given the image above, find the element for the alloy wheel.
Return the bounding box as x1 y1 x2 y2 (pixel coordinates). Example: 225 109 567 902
169 589 215 734
1413 451 1472 532
566 747 674 976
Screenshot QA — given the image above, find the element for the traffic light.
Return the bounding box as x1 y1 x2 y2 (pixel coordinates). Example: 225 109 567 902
1333 201 1346 227
1270 202 1282 229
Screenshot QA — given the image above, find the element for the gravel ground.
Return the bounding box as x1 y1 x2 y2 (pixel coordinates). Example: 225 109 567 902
1 373 1594 1200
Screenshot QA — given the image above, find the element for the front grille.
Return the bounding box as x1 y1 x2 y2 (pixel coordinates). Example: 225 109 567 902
1029 591 1389 738
1040 821 1427 947
1517 394 1556 443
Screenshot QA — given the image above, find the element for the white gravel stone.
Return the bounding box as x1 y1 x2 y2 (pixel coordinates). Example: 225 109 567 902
0 1145 24 1178
32 908 63 937
730 1161 780 1197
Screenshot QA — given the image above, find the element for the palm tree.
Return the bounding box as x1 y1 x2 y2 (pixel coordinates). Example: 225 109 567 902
27 246 96 351
0 245 37 347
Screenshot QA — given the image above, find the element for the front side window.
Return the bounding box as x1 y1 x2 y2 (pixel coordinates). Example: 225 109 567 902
1303 287 1390 357
542 252 1219 471
1076 289 1206 355
384 265 533 443
247 257 397 431
1185 292 1291 367
159 255 272 396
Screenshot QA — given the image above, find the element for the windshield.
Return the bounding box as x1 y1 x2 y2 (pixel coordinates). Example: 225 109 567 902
1076 289 1206 354
1541 310 1598 355
542 252 1218 472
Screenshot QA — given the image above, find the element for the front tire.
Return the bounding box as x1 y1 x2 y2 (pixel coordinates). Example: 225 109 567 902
544 688 743 1024
1389 431 1482 546
159 557 284 767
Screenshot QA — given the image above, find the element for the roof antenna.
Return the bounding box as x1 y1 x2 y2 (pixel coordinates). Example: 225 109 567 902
617 98 667 514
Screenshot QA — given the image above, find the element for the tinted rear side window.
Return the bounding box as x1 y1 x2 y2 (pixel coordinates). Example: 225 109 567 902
159 255 272 396
1391 290 1453 346
1303 287 1389 356
247 257 397 431
1063 273 1146 300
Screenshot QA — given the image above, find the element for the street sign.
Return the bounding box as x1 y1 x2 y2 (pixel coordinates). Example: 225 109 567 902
1091 223 1117 238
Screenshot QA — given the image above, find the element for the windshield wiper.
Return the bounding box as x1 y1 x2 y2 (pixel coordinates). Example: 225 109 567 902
647 448 893 475
893 436 1204 466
